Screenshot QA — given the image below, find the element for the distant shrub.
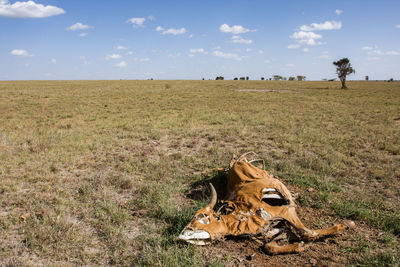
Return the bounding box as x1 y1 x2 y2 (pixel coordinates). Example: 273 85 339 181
297 75 306 81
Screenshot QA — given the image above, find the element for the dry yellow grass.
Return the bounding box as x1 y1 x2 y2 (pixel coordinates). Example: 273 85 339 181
0 80 399 266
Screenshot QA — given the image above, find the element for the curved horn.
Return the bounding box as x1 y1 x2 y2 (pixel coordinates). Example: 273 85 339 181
208 183 217 209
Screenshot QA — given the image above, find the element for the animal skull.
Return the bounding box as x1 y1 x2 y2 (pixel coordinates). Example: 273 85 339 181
179 157 354 254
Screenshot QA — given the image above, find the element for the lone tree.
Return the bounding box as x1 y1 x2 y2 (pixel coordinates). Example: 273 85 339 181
333 58 355 89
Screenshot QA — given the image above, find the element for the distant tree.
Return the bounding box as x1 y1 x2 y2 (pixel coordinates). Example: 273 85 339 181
365 76 369 81
333 58 355 89
261 77 264 80
234 77 238 80
246 76 249 80
202 78 205 80
288 76 295 81
273 75 282 80
216 76 224 80
240 77 245 80
297 75 306 81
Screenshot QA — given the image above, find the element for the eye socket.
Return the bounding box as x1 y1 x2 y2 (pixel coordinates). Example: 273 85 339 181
196 213 210 224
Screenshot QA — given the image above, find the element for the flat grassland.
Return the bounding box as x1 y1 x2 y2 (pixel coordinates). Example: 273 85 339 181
0 80 399 266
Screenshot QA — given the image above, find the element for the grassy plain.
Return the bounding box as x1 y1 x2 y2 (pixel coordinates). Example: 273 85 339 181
0 80 399 266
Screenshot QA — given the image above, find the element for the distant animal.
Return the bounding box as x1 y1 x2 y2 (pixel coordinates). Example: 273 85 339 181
179 154 354 254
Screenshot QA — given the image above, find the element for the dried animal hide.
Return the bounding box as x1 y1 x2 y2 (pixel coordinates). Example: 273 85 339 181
179 156 354 254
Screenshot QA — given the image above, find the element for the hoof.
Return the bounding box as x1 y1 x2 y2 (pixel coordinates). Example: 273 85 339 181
294 242 307 253
344 220 355 229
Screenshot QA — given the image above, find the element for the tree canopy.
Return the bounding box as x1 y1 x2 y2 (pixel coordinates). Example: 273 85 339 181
333 58 355 89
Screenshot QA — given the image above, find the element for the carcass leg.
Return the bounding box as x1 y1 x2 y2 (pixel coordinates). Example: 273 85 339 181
279 206 351 240
263 241 306 255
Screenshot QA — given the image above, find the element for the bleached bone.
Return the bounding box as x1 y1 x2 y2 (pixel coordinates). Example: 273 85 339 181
262 193 283 200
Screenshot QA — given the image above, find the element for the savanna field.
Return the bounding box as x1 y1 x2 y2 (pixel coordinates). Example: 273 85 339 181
0 80 399 266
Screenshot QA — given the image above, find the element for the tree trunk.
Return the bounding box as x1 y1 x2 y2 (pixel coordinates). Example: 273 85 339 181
341 77 347 89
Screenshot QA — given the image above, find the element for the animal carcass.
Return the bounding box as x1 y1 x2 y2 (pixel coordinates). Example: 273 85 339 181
179 156 354 254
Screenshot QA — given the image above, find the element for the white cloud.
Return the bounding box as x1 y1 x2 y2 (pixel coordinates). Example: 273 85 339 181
288 44 300 49
106 54 121 60
189 34 194 38
162 27 186 35
212 51 243 61
0 0 64 18
148 15 155 21
291 31 322 40
157 25 187 35
219 24 256 34
290 31 322 46
127 17 145 27
10 49 33 57
303 47 309 52
335 9 343 15
126 51 133 55
213 46 221 50
246 48 252 52
361 46 376 51
115 61 127 67
289 21 339 48
316 54 332 60
387 51 400 56
395 25 400 28
50 58 56 63
302 39 322 45
367 49 382 55
264 59 271 63
132 57 150 62
189 48 205 53
258 50 264 54
231 35 253 44
67 22 92 31
168 53 181 58
300 21 342 31
114 45 128 50
285 63 294 67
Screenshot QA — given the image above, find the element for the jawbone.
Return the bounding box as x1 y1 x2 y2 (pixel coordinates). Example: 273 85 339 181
178 229 211 246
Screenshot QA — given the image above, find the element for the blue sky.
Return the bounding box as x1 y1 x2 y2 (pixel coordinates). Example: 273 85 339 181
1 0 399 80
